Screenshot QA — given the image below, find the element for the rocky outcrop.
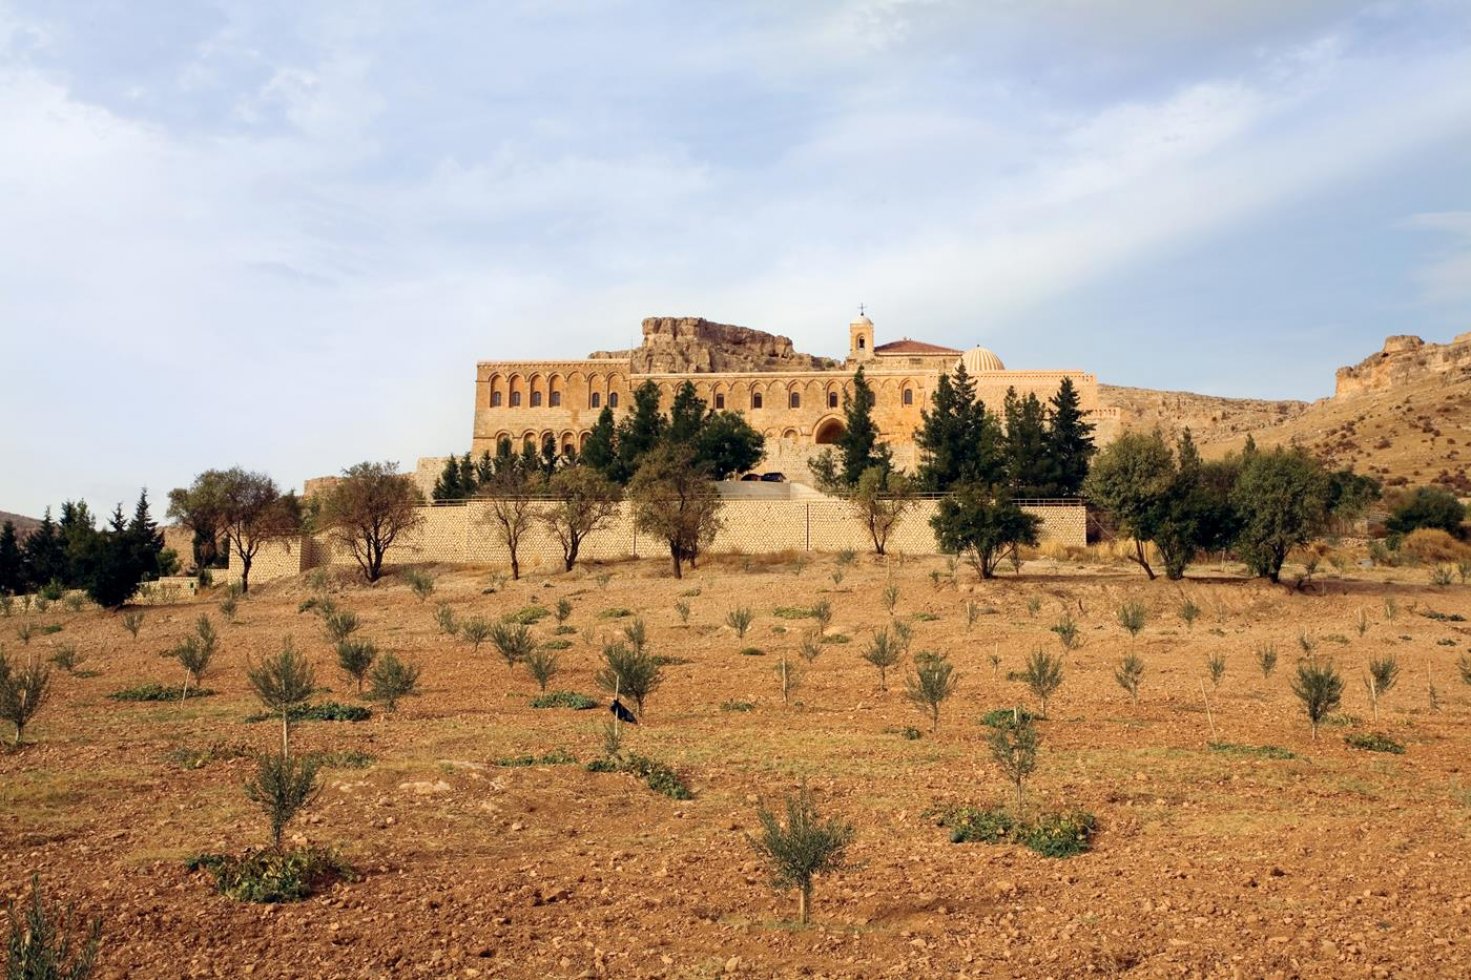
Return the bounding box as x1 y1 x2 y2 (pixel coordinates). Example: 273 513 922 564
1335 333 1471 397
1100 385 1310 444
589 316 837 373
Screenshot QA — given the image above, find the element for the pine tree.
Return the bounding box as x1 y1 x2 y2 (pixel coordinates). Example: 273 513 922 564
58 501 98 588
0 521 21 594
457 452 477 492
582 406 619 479
21 509 65 592
1045 376 1095 496
126 490 165 582
1003 388 1051 497
614 381 667 482
915 362 1005 492
432 454 465 501
667 380 707 446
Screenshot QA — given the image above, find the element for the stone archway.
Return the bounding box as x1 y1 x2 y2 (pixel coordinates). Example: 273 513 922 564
814 417 846 445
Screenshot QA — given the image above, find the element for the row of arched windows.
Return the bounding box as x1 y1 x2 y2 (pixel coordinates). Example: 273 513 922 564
483 371 921 413
490 390 621 409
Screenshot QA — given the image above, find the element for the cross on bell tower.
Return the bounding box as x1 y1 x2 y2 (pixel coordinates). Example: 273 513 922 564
849 305 874 362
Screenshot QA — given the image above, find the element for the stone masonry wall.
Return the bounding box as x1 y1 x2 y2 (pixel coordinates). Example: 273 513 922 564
229 499 1087 585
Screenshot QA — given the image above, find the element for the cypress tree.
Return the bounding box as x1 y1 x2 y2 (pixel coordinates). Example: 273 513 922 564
475 450 496 485
458 452 478 493
0 521 21 594
582 406 619 479
836 367 889 487
1045 376 1095 496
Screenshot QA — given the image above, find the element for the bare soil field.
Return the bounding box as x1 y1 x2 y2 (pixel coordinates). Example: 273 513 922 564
3 553 1469 978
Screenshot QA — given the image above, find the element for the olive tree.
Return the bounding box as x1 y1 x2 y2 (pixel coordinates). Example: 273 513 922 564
628 444 723 579
169 468 301 594
313 461 425 583
930 485 1040 579
538 465 621 572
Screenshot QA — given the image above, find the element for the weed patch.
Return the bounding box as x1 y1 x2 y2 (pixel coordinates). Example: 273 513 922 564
187 847 354 903
109 683 216 702
1345 732 1405 754
586 753 692 799
246 702 371 724
530 691 598 710
1208 742 1298 760
502 605 550 625
938 805 1097 858
495 748 577 767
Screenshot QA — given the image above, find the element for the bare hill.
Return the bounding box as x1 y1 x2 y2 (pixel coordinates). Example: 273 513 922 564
1107 332 1471 491
0 510 40 539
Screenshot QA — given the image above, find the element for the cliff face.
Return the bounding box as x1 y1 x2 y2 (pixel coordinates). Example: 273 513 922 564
589 316 836 373
1335 333 1471 397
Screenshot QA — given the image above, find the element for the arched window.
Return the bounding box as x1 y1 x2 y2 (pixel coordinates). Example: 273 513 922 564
828 391 838 409
491 391 503 407
857 337 866 349
550 391 562 407
510 392 522 407
789 391 801 409
752 391 764 410
608 392 620 409
531 391 543 407
590 392 601 409
902 388 914 406
714 393 725 410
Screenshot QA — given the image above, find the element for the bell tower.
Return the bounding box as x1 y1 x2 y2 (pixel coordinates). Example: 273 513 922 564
849 306 874 362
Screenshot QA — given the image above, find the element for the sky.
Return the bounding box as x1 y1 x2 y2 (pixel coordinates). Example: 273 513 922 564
2 0 1470 518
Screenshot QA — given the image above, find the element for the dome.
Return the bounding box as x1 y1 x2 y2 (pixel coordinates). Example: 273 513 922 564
959 347 1005 373
850 313 873 329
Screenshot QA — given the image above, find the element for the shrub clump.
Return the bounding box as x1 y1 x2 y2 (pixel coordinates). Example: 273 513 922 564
2 874 102 978
245 702 371 724
494 748 577 767
108 683 216 702
529 690 598 710
1344 732 1405 754
586 753 692 799
938 805 1097 858
187 848 353 904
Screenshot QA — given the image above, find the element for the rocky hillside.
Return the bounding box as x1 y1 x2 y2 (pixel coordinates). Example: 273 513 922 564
589 316 839 373
1099 385 1310 444
1108 333 1471 492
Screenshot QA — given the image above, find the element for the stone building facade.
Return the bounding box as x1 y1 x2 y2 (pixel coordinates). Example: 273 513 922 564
466 313 1118 482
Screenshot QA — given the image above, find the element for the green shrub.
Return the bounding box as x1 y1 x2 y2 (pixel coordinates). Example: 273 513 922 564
524 647 561 691
554 598 573 624
495 748 576 767
747 782 853 925
739 646 765 657
1022 648 1064 716
433 603 458 636
167 739 253 769
187 847 352 904
368 654 421 712
306 749 375 769
860 628 901 690
47 645 84 675
726 606 755 637
487 621 535 666
1117 601 1147 638
3 874 101 978
595 641 663 716
1345 732 1405 754
1115 653 1144 704
1291 658 1344 740
587 753 692 800
1050 613 1080 651
939 804 1018 844
246 702 371 724
109 683 216 702
244 750 320 848
772 606 815 620
502 605 549 626
897 725 922 741
540 638 573 651
403 568 435 602
334 639 377 694
321 608 360 645
979 707 1039 728
598 607 633 619
721 700 755 712
1022 810 1098 858
822 633 851 645
530 690 597 710
1207 742 1297 760
905 652 958 731
1255 643 1278 678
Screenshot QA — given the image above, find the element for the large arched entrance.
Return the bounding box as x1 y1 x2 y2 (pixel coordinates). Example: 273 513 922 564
814 417 846 445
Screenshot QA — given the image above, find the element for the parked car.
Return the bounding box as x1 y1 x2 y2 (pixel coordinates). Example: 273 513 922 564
739 473 763 482
760 472 787 483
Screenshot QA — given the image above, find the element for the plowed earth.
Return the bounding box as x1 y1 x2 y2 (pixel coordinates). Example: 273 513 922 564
2 553 1468 978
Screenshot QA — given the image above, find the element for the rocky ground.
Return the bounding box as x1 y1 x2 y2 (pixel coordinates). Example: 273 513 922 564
2 551 1469 978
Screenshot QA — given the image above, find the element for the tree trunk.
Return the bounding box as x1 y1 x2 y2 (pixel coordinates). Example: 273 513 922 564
670 548 683 579
281 712 290 758
239 555 253 595
799 885 811 925
1133 539 1155 580
510 549 521 580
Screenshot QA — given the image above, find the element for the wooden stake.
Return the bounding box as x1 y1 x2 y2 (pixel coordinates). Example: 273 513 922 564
1199 679 1217 741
